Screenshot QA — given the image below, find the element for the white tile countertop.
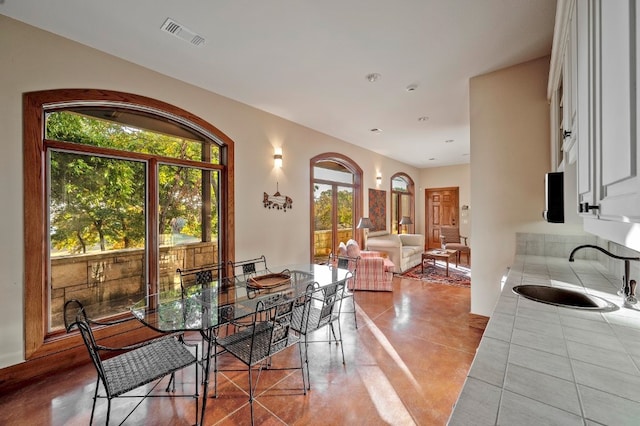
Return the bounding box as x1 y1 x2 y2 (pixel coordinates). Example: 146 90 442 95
448 255 640 426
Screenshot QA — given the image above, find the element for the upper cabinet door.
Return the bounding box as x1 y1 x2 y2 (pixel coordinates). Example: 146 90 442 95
561 2 579 166
576 0 595 206
597 0 640 221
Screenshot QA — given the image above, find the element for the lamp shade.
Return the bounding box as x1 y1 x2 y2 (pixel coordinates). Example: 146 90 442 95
399 216 413 225
356 217 373 229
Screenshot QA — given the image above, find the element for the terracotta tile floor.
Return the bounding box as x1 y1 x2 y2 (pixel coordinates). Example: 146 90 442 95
0 275 483 425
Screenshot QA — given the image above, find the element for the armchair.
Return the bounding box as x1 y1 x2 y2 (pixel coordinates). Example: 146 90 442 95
339 240 393 291
440 226 471 265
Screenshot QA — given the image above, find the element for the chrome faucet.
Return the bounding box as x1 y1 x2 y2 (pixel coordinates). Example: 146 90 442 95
569 245 640 306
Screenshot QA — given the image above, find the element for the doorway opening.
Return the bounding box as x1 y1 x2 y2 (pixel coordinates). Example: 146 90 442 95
310 154 362 263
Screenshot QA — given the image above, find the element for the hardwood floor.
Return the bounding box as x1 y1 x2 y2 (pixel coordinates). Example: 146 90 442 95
0 275 484 425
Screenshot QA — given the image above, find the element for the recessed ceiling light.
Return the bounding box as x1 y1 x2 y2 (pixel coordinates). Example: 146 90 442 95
445 139 454 143
428 157 436 161
418 116 429 122
462 153 470 156
406 83 419 92
370 128 382 133
366 73 381 83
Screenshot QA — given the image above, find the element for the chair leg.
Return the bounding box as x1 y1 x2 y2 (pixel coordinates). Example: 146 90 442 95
213 342 218 397
297 341 307 395
352 295 358 329
329 322 339 343
105 398 111 426
336 321 345 364
195 345 199 397
194 361 200 426
303 335 311 390
165 372 176 392
248 366 255 426
90 378 100 425
201 336 207 385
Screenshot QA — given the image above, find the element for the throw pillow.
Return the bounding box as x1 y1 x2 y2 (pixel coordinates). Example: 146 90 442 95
346 239 360 257
338 242 348 257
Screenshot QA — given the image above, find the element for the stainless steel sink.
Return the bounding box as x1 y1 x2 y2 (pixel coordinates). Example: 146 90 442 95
512 285 617 311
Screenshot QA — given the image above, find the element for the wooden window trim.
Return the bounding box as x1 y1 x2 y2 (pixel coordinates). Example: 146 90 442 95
23 89 235 360
390 172 415 234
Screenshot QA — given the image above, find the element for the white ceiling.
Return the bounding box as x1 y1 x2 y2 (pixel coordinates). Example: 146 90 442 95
1 0 557 168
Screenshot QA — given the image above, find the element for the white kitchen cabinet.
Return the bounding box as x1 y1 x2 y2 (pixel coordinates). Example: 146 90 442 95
549 0 577 170
594 0 640 222
564 2 578 154
552 0 640 251
575 0 594 207
573 0 639 220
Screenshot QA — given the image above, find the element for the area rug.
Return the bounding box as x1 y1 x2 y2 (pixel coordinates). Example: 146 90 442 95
400 262 471 287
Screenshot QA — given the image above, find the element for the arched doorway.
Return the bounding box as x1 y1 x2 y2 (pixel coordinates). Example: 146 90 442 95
310 153 362 263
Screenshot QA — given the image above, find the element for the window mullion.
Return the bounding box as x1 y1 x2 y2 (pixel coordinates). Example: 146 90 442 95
147 158 159 295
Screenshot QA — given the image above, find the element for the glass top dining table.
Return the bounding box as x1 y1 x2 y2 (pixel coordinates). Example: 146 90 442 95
130 263 352 333
130 262 351 426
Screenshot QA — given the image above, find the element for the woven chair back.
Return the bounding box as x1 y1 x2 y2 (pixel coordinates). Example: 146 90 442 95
177 262 225 297
230 255 268 280
440 226 462 244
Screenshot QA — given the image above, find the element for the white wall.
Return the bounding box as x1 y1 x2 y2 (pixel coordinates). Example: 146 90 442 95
469 56 586 316
0 16 420 368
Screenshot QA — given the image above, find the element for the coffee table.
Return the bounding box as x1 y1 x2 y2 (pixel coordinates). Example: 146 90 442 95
422 249 458 276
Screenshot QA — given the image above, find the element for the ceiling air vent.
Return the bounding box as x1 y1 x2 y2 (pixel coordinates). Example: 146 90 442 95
161 18 205 47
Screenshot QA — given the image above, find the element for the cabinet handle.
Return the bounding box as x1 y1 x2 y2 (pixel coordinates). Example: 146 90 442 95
578 202 599 212
563 130 572 139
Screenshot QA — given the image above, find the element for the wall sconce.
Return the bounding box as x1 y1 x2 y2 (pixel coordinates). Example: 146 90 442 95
274 148 283 168
376 173 382 185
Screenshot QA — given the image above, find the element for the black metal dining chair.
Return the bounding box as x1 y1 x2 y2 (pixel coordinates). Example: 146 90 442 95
230 255 272 298
63 300 199 426
177 262 226 298
178 263 244 393
291 279 346 390
177 262 237 336
328 252 359 329
229 255 269 280
215 290 311 425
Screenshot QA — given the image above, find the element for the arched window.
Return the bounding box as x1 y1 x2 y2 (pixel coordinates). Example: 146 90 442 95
310 153 362 263
23 89 234 360
391 173 415 234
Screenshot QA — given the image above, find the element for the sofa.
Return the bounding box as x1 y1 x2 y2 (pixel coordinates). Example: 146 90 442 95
365 231 425 273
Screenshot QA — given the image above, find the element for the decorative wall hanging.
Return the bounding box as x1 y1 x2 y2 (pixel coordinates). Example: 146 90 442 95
368 188 386 231
263 182 292 211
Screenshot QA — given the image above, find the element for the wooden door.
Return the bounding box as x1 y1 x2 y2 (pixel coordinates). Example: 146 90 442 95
425 187 459 249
